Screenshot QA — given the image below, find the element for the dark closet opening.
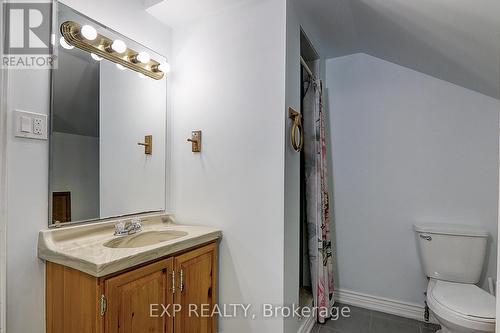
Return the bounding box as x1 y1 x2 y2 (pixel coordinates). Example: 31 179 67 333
299 28 319 307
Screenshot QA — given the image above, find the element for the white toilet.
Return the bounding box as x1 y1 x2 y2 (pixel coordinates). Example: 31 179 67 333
415 223 496 333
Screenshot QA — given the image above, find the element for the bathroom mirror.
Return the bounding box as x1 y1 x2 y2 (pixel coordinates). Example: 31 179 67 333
49 3 167 226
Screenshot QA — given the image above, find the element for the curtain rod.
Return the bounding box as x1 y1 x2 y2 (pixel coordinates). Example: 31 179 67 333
300 56 317 81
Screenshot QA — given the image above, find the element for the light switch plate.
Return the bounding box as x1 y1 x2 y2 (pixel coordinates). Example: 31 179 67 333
20 116 31 133
14 110 48 140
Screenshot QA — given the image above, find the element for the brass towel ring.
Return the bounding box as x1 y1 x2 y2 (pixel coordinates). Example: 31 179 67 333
288 107 304 152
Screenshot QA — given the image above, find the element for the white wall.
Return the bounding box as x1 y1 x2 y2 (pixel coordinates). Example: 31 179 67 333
51 132 99 221
0 2 7 331
497 127 500 333
326 53 499 306
4 1 171 331
170 0 286 332
6 68 50 333
284 1 301 331
284 1 326 331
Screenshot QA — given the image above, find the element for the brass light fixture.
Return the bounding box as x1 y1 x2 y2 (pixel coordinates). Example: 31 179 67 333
60 21 166 80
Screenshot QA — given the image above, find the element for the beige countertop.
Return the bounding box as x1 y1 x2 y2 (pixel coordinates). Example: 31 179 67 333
38 214 222 277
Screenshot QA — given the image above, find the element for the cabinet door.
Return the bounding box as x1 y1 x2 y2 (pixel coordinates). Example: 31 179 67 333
174 243 217 333
105 259 173 333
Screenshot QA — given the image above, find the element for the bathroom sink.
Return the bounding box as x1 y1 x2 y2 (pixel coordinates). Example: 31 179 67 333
103 230 189 249
38 216 222 277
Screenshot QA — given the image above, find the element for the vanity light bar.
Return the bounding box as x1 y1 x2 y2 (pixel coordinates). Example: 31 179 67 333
60 21 165 80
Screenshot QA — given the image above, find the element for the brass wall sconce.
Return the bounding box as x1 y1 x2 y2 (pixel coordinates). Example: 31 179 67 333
138 135 153 155
187 131 202 153
60 21 167 80
288 107 304 152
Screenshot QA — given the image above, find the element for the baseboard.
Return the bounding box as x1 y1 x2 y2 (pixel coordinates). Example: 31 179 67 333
336 289 438 324
297 312 316 333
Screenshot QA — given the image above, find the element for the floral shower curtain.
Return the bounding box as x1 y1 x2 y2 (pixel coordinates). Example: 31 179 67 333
303 77 334 323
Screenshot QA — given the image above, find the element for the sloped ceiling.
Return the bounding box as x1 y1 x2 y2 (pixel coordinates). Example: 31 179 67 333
146 0 500 98
146 0 253 28
295 0 500 99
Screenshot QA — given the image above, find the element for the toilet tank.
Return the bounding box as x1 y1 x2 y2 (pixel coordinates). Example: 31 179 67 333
414 223 489 284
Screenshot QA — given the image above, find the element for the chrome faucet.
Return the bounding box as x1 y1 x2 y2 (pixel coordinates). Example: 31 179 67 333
114 218 142 236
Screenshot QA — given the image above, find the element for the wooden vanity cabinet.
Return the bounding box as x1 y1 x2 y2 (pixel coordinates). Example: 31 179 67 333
46 242 217 333
173 243 217 333
105 258 173 333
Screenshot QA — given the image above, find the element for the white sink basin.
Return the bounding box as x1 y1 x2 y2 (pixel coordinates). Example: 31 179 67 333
38 214 222 277
103 230 189 248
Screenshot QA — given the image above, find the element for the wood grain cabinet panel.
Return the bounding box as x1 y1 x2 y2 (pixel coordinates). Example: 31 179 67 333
46 242 218 333
105 259 173 333
174 243 217 333
46 262 103 333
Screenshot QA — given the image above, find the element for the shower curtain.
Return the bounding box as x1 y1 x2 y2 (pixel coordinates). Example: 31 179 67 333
303 77 334 323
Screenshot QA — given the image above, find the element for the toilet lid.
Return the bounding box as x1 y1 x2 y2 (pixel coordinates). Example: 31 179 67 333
431 280 496 319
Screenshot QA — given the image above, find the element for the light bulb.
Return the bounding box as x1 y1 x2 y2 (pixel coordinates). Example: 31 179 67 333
158 62 170 73
111 40 127 53
136 52 150 64
91 53 102 61
59 37 74 50
81 25 97 41
116 64 125 70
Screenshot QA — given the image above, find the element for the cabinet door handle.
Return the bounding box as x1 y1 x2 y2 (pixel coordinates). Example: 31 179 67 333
179 269 184 292
100 294 107 317
171 270 176 294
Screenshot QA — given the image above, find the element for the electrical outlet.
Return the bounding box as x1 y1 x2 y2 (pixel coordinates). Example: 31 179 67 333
33 118 43 135
14 110 48 140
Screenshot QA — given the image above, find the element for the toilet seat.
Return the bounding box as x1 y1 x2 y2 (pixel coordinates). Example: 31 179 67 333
427 279 495 332
431 280 495 320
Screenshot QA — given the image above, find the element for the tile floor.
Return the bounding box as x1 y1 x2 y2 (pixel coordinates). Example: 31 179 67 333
312 304 441 333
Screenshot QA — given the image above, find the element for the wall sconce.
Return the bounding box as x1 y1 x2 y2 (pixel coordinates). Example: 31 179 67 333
137 135 153 155
60 21 168 80
187 131 202 153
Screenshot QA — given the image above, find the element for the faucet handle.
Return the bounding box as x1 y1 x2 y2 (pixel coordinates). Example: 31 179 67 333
114 221 126 235
131 218 142 230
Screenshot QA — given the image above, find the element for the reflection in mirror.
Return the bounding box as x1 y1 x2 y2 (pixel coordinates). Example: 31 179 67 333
49 3 167 225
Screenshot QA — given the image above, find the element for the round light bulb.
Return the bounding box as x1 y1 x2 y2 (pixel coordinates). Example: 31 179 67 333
81 25 97 41
136 51 151 64
91 53 103 61
158 62 170 74
59 37 74 50
111 39 127 53
116 64 125 70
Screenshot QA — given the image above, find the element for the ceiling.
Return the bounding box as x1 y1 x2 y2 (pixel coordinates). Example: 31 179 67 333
146 0 252 28
53 4 99 137
296 0 500 99
53 46 100 137
145 0 500 99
